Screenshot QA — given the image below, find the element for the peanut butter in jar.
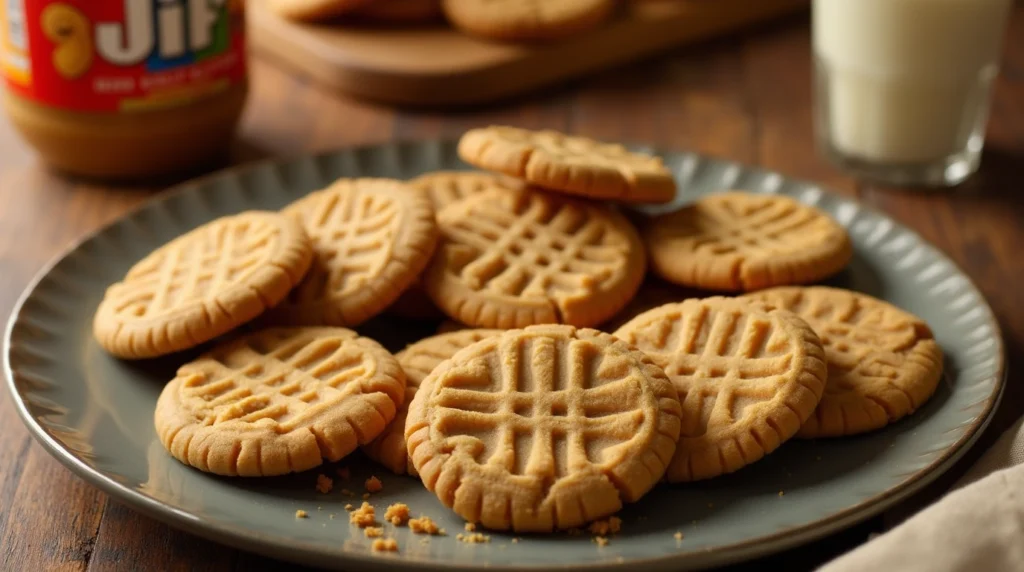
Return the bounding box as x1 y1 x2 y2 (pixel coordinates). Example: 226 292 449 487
0 0 249 180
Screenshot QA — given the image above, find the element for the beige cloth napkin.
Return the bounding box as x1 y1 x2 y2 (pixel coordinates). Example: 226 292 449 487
821 416 1024 572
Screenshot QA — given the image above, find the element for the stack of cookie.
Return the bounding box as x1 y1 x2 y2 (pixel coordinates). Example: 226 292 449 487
92 126 944 537
269 0 619 43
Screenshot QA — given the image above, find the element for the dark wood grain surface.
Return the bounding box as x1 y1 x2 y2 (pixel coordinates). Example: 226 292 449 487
1 8 1022 572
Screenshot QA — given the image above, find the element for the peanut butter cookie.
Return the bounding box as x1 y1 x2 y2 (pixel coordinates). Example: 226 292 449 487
387 171 522 321
746 287 944 438
93 211 313 359
458 126 676 203
614 297 827 482
154 327 406 476
271 178 438 327
442 0 615 42
424 186 646 329
406 325 681 531
645 192 852 292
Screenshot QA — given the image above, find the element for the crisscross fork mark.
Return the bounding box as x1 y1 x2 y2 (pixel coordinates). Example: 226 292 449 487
304 189 400 294
684 198 827 257
444 198 626 298
116 218 282 316
792 291 924 376
514 129 657 169
654 308 800 431
182 336 374 429
431 337 645 477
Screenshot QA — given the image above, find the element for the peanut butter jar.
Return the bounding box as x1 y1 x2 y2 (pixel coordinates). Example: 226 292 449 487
1 0 248 180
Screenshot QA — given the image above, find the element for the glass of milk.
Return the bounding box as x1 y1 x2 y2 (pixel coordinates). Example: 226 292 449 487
813 0 1013 187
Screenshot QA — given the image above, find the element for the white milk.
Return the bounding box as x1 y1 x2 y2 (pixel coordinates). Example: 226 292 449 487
813 0 1012 164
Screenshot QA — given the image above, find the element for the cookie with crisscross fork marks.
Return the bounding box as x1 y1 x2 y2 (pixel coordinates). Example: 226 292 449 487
363 329 502 475
459 126 676 203
154 327 406 476
424 187 646 329
746 287 943 438
406 325 681 532
93 212 313 359
386 171 522 321
270 178 438 327
442 0 615 42
646 191 852 292
411 170 524 212
615 297 827 482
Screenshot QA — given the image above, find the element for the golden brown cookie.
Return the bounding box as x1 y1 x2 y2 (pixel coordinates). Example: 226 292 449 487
459 126 676 203
270 178 438 327
614 297 827 482
410 170 524 211
745 287 944 438
442 0 614 41
386 171 522 321
349 0 443 22
423 186 646 329
154 327 406 476
406 325 681 531
363 329 501 475
645 191 852 292
93 212 313 359
268 0 373 22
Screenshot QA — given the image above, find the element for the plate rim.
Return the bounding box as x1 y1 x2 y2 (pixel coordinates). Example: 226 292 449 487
3 141 1008 571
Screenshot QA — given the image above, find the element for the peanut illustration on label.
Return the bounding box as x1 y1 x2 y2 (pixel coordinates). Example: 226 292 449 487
41 3 93 79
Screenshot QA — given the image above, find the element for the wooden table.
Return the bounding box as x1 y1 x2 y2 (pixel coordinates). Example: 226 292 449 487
1 8 1022 572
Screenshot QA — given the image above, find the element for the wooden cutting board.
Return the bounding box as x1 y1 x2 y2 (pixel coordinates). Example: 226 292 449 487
250 0 807 107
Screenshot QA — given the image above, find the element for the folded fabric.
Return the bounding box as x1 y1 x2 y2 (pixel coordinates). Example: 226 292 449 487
821 415 1024 572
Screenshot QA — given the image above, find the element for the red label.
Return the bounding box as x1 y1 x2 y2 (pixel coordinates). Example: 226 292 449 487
1 0 246 113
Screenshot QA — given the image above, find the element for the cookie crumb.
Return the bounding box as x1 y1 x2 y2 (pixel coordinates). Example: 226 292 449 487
316 474 333 494
345 504 354 511
349 502 376 527
365 526 385 538
295 510 308 519
336 467 351 480
385 503 410 526
372 538 398 553
365 476 383 493
779 491 785 497
457 532 490 544
464 522 476 532
593 536 609 547
512 538 520 544
588 516 622 536
674 532 684 541
363 493 371 500
409 515 444 535
329 514 335 520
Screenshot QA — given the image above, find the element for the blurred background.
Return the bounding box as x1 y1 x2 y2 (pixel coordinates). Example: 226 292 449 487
0 1 1022 570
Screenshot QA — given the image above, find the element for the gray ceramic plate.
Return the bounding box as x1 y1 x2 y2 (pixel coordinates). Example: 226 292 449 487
5 141 1006 571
